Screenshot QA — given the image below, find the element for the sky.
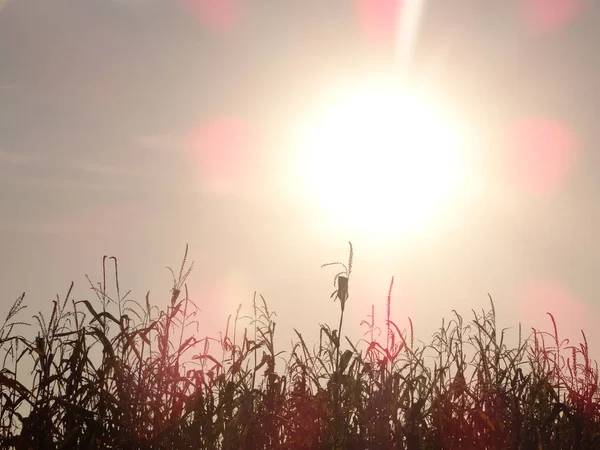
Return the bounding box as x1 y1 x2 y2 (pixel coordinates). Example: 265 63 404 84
1 0 599 364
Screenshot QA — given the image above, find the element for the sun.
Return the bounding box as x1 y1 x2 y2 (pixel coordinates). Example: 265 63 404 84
287 82 470 241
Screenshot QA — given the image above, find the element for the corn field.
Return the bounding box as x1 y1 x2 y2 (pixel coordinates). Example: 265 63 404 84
0 243 598 449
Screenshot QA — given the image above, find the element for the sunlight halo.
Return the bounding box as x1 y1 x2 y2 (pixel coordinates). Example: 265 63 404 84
284 81 473 242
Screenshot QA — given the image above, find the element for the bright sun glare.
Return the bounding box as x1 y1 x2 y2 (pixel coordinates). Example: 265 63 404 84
289 82 470 241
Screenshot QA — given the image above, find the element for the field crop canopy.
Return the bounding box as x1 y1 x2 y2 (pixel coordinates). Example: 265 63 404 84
285 80 474 241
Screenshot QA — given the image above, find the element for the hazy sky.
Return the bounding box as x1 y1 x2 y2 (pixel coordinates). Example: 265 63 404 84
1 0 599 362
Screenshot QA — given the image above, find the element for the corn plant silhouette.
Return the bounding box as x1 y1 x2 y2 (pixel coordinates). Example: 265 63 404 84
320 241 353 448
1 242 599 449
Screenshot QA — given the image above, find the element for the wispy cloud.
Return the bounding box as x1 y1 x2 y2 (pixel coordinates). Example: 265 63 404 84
0 0 11 13
110 0 153 6
0 174 131 192
0 152 133 180
72 161 132 177
1 171 187 194
0 148 182 192
68 159 169 182
133 134 184 153
0 205 145 237
0 150 33 165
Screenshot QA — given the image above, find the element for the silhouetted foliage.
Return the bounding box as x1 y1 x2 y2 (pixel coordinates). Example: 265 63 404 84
0 244 598 449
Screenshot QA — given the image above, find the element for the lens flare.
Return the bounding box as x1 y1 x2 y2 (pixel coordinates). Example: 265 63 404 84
522 0 586 35
517 281 594 343
355 0 401 46
191 270 253 335
288 83 471 241
186 117 255 196
509 118 578 196
180 0 243 32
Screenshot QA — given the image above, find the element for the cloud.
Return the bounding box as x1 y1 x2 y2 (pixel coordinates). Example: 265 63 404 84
133 134 184 153
110 0 153 6
0 152 133 183
0 0 11 13
0 151 180 192
0 152 132 177
0 170 187 194
0 205 144 237
68 159 171 182
0 150 33 165
72 161 132 177
0 174 131 192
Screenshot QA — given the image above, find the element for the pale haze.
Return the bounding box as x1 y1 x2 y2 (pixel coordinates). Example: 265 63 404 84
1 1 599 362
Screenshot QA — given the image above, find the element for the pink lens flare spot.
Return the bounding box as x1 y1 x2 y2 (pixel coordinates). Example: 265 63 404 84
192 271 252 331
517 281 593 343
522 0 586 35
193 283 228 320
509 118 578 196
180 0 243 32
186 117 255 196
355 0 403 46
